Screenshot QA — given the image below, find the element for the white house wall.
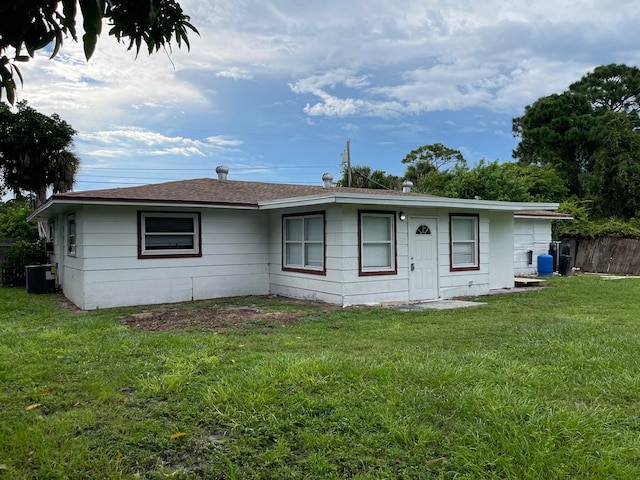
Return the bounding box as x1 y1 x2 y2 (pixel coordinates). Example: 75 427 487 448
268 204 345 305
52 201 526 309
70 206 270 309
268 205 412 306
514 218 552 276
48 210 86 309
487 212 515 290
340 205 409 306
268 205 501 306
430 209 491 299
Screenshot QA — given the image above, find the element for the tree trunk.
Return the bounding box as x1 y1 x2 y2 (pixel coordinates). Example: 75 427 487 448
36 186 47 208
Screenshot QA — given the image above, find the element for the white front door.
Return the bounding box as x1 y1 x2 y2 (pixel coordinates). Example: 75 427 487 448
409 216 439 301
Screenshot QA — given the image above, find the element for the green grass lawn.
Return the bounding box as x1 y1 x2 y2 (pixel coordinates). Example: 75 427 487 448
1 275 640 479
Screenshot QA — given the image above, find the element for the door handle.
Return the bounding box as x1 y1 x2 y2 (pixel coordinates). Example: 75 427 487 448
411 263 415 271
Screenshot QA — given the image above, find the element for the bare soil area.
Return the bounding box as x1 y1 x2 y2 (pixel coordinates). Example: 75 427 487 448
118 296 338 333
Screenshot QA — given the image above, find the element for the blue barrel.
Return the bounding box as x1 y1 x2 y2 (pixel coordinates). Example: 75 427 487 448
537 254 554 277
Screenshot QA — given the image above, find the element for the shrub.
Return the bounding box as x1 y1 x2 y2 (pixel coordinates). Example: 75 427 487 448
0 200 38 240
0 239 47 286
553 198 640 239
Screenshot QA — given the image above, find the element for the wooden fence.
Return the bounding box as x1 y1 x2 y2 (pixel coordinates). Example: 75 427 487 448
566 237 640 275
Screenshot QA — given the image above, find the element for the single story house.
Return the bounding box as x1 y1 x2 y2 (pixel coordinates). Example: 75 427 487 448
28 167 564 310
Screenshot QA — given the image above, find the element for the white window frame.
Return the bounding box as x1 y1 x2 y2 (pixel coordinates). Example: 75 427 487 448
139 212 201 258
450 214 480 271
282 213 325 274
67 214 76 256
359 211 397 275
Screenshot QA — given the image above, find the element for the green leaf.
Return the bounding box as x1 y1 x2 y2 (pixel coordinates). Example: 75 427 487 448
79 0 105 60
61 0 78 41
6 78 15 105
50 25 65 59
14 64 24 87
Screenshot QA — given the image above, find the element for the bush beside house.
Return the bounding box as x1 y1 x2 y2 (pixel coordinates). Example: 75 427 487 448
0 239 47 286
0 200 45 286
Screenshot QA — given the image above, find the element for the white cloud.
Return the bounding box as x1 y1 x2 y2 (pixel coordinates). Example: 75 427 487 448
76 127 243 163
216 67 254 80
81 128 201 147
205 136 242 147
83 149 128 158
16 32 207 130
18 0 638 123
148 147 206 156
288 69 369 94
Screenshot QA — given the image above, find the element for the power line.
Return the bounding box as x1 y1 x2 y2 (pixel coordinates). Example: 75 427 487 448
78 164 332 172
77 174 198 181
73 179 327 187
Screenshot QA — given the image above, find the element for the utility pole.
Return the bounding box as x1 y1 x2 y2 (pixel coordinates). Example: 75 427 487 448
341 139 352 187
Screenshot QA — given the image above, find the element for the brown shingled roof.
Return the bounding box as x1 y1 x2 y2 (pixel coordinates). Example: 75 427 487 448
52 178 431 206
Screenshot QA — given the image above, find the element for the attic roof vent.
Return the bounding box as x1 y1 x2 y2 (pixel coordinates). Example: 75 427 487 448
216 165 229 181
322 172 334 189
402 180 413 193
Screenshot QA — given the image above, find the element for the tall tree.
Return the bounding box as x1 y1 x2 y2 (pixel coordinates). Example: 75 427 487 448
0 0 198 103
513 64 640 219
581 111 640 218
569 63 640 129
512 92 594 196
0 101 79 205
401 143 464 184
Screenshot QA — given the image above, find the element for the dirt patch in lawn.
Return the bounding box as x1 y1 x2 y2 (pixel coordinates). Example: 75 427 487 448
118 296 338 333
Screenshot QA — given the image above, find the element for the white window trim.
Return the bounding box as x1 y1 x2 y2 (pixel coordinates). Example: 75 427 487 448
282 213 325 273
359 211 397 275
450 214 480 271
139 212 201 258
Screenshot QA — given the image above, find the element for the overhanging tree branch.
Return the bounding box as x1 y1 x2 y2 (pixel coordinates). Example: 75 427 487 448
0 0 199 103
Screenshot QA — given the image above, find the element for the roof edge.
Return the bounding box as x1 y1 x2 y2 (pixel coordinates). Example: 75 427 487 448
27 197 260 222
259 191 560 211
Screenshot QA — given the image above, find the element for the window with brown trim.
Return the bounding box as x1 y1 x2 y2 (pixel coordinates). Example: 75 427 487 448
282 213 325 274
449 214 480 271
138 212 202 258
359 211 397 275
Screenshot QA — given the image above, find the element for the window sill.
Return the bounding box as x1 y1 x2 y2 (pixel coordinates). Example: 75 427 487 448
282 266 326 276
359 269 397 277
450 265 480 272
139 252 202 260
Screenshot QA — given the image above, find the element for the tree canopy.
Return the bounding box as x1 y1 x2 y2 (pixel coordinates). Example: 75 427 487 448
570 63 640 128
407 157 566 202
513 63 640 219
339 142 566 203
0 0 198 103
336 165 401 190
0 197 38 240
0 101 79 205
401 143 464 184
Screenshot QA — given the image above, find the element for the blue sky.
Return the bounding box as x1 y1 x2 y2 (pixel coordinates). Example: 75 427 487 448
12 0 640 191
